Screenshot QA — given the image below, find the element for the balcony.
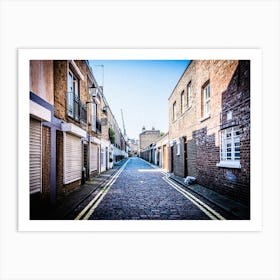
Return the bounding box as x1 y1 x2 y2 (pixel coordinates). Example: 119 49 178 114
68 93 87 124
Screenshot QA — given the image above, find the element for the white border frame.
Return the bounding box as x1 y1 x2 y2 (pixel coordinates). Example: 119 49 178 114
19 48 262 232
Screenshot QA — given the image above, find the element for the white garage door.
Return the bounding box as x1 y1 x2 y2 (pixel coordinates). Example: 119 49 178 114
30 118 42 194
90 143 98 172
64 133 82 184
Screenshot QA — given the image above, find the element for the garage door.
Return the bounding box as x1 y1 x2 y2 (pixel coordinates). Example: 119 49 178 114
64 133 82 184
90 143 98 172
30 118 42 194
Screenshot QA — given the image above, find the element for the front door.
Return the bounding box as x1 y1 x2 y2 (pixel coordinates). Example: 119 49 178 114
170 146 174 173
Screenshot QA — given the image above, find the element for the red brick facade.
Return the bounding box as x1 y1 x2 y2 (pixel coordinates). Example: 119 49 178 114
169 60 250 205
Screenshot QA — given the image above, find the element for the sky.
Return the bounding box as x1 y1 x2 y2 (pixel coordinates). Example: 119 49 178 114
89 60 190 140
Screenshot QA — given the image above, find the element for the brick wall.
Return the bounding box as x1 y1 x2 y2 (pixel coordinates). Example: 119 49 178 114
42 125 51 199
169 60 250 205
139 130 160 149
53 60 67 120
215 60 250 204
187 138 197 178
168 62 198 177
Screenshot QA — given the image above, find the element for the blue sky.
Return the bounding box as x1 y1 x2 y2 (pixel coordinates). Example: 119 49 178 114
89 60 190 139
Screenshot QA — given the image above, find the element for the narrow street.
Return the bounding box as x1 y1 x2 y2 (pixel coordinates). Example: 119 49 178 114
74 157 225 220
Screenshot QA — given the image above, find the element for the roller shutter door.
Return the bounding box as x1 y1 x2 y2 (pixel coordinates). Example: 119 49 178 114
64 133 82 184
30 118 42 194
90 143 98 172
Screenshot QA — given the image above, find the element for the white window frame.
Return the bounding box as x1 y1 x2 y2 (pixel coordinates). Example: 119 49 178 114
203 83 210 117
68 68 79 119
187 81 192 108
217 126 241 169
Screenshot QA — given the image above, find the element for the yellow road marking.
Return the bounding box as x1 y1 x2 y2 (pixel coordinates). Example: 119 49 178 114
163 176 226 220
139 157 225 220
74 158 130 220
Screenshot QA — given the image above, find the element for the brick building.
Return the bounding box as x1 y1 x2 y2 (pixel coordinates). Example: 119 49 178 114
139 127 161 161
168 60 250 206
139 127 160 149
53 60 101 197
99 89 129 168
155 133 169 169
29 60 127 213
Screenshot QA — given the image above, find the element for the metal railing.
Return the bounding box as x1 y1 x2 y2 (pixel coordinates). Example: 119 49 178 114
80 103 87 123
68 92 87 123
96 117 102 134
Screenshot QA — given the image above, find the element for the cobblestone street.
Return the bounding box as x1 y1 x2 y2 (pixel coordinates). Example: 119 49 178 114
85 157 212 220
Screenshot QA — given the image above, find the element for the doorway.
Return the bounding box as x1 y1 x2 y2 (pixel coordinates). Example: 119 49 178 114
170 145 174 173
183 137 188 178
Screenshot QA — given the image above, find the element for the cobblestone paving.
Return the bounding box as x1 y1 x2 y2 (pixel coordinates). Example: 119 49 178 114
89 157 210 220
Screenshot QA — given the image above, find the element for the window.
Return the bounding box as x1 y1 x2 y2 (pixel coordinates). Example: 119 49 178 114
181 91 185 113
173 101 177 121
68 69 80 120
202 82 210 118
187 81 192 108
91 103 97 132
217 126 241 168
176 140 181 156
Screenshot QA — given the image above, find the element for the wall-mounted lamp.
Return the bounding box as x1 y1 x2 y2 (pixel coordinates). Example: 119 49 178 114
102 105 108 113
89 83 98 97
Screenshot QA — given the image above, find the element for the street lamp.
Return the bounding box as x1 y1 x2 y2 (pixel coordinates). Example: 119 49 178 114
89 83 98 97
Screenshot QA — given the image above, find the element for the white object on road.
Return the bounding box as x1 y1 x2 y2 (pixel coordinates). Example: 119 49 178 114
184 176 197 185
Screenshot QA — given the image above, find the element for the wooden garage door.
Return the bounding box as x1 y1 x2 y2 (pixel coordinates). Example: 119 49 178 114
64 133 82 184
30 118 42 194
90 143 98 172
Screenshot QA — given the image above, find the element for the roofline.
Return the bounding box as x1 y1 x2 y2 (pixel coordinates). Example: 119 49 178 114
139 130 160 135
168 60 193 100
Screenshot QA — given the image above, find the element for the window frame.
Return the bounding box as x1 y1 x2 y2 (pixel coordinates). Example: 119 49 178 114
67 67 80 120
181 90 185 114
202 82 210 118
91 102 97 132
217 126 241 169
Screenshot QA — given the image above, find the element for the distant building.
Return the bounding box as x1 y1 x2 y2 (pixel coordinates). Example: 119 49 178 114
128 138 139 156
140 133 169 167
139 127 160 150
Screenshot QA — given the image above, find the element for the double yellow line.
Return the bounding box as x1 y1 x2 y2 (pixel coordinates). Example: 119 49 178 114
163 176 226 220
139 157 225 220
75 159 130 220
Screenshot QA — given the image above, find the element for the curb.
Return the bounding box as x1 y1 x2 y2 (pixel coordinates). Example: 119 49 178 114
169 175 249 220
53 158 129 219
